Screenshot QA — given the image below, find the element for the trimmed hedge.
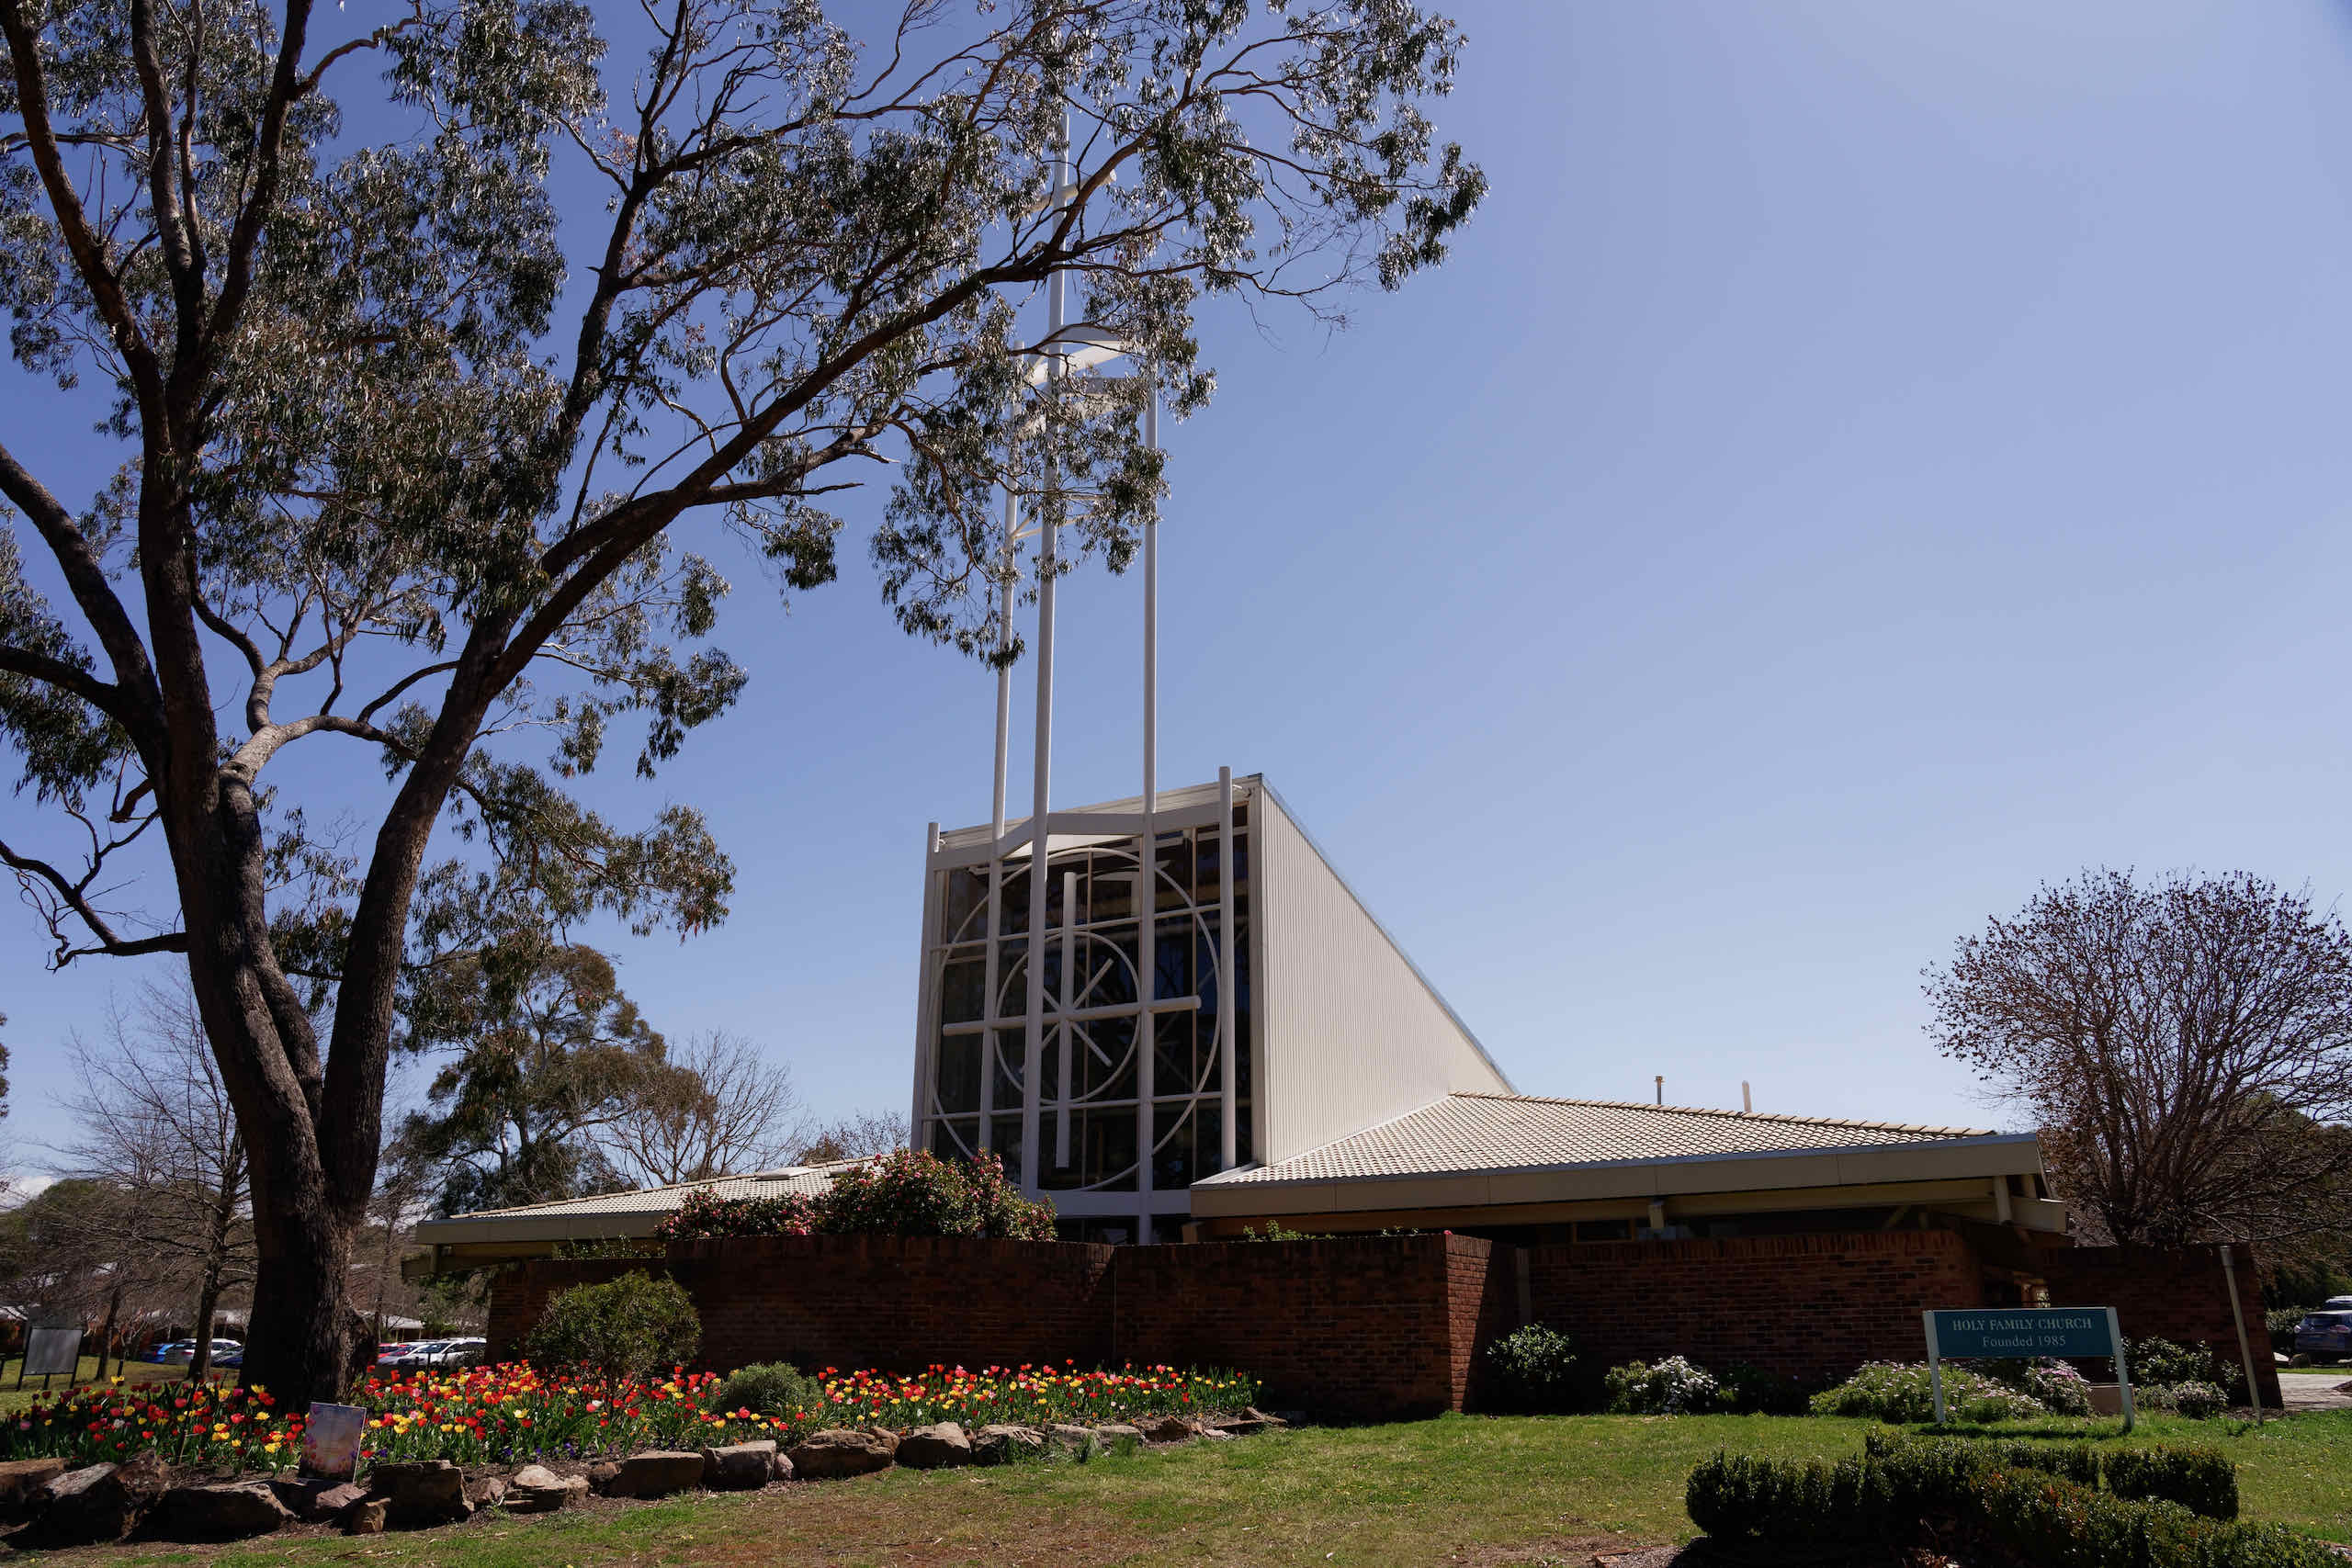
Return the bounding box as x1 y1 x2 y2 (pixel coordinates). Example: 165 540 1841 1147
1688 1437 2306 1568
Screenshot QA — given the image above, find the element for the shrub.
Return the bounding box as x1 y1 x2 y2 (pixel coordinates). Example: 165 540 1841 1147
2265 1306 2306 1346
2129 1337 2242 1400
2105 1444 2237 1519
1686 1451 1879 1542
1713 1361 1809 1416
1982 1357 2096 1417
1604 1356 1718 1415
713 1360 824 1420
1690 1438 2326 1568
1808 1360 2047 1423
526 1271 701 1382
656 1189 817 1240
2158 1382 2230 1420
1484 1323 1583 1413
651 1149 1057 1241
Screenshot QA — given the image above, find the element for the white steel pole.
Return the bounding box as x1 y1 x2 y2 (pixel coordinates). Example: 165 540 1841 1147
1021 118 1069 1193
1057 868 1078 1168
911 821 941 1147
1217 765 1237 1170
978 479 1017 1155
1136 372 1159 1240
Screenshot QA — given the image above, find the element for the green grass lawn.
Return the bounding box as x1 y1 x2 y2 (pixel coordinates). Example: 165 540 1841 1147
0 1362 221 1417
10 1409 2347 1568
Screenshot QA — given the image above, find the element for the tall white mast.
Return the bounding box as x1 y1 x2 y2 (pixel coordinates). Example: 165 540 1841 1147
1020 113 1070 1190
1136 374 1159 1239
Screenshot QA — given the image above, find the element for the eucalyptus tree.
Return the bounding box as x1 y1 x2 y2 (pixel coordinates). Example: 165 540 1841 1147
0 0 1483 1399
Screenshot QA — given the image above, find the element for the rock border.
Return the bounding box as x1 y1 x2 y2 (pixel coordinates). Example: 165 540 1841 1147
2 1410 1287 1550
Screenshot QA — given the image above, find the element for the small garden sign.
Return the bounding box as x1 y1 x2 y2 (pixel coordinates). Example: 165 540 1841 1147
1923 1307 2132 1429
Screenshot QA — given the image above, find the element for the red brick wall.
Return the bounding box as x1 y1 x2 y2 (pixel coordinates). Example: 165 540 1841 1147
1525 1230 1984 1386
1111 1234 1491 1418
2041 1245 2282 1406
487 1235 1115 1374
481 1229 2277 1417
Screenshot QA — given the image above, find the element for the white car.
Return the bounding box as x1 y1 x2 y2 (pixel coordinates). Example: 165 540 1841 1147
160 1338 243 1366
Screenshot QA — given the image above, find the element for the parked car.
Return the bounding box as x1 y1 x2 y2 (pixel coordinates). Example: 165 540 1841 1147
2293 1297 2352 1362
376 1341 418 1367
431 1337 487 1369
387 1340 448 1371
154 1338 243 1367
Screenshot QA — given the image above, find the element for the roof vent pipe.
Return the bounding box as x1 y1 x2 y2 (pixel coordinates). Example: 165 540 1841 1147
1742 1081 1752 1114
1654 1075 1663 1106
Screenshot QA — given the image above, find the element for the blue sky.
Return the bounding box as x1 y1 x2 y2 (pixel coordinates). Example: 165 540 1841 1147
9 0 2352 1172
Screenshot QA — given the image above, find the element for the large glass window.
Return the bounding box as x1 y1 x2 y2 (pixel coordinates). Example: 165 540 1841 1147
922 813 1252 1199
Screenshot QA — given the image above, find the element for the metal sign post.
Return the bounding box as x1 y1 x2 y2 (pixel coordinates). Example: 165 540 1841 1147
1923 1307 2132 1431
2217 1245 2266 1425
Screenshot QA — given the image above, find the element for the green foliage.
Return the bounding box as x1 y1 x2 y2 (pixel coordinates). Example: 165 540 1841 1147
1808 1360 2049 1423
1483 1324 1583 1414
2266 1306 2308 1345
2143 1382 2231 1421
396 942 691 1215
1604 1357 1719 1415
711 1361 824 1421
653 1149 1055 1241
2106 1444 2238 1519
1238 1220 1329 1241
1982 1357 2097 1416
818 1149 1056 1239
525 1271 700 1382
1713 1362 1811 1416
1694 1435 2306 1566
2132 1337 2231 1389
654 1189 818 1240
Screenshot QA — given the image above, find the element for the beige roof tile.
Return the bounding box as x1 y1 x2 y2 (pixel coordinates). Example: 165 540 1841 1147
1198 1093 2005 1187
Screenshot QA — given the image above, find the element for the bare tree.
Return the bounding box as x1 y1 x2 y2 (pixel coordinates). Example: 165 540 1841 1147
57 984 255 1380
1926 868 2352 1249
605 1032 801 1187
789 1110 910 1167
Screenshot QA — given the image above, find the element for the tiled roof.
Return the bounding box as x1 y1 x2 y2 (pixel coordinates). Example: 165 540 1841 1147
1196 1093 2006 1188
440 1159 872 1221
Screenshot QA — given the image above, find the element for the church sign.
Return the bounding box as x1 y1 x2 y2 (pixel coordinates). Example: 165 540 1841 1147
1922 1307 2132 1429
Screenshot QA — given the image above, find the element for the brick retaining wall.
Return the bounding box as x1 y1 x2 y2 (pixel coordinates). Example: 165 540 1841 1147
1524 1230 1984 1386
1112 1235 1481 1417
2041 1244 2282 1406
482 1229 2274 1418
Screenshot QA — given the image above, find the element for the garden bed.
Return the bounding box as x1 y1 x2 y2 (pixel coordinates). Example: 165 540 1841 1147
0 1361 1272 1550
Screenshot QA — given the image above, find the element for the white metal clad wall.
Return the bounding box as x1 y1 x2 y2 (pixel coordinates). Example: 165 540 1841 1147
1257 786 1511 1165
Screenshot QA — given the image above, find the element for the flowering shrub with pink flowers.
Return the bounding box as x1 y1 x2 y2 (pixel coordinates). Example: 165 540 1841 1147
654 1149 1054 1241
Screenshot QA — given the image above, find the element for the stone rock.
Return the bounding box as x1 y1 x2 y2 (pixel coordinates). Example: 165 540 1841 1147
969 1424 1046 1466
344 1497 388 1535
603 1450 707 1499
1210 1416 1272 1436
786 1429 899 1480
0 1458 66 1520
506 1465 590 1513
465 1473 508 1509
270 1478 371 1522
367 1458 471 1526
894 1424 973 1470
310 1482 370 1520
1142 1415 1199 1442
36 1452 170 1543
865 1427 903 1454
158 1481 294 1540
1093 1423 1144 1446
584 1461 622 1492
1046 1424 1101 1456
700 1440 780 1490
1244 1407 1288 1426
